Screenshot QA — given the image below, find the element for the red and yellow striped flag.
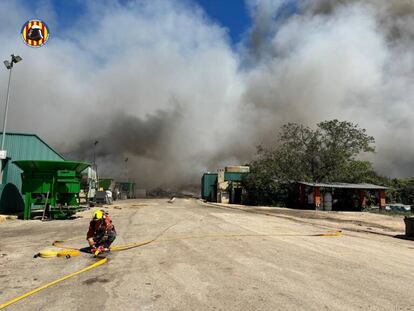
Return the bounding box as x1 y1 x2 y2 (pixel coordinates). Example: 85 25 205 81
21 19 50 47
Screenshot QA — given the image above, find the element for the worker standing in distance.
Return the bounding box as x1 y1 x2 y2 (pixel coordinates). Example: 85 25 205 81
87 210 117 252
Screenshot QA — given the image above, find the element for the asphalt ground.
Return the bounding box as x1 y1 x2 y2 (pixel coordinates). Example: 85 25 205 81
0 198 413 310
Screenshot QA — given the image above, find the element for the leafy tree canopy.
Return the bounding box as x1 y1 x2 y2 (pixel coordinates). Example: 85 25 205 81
260 119 375 182
243 120 379 205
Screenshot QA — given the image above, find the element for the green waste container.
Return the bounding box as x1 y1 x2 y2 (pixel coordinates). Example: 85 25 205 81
13 160 90 220
404 216 414 237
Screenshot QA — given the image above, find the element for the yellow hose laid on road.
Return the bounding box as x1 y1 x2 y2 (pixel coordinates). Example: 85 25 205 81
0 236 163 309
0 230 342 310
57 249 80 258
54 231 344 252
38 249 58 258
158 231 343 241
314 231 342 237
0 258 107 310
110 239 156 251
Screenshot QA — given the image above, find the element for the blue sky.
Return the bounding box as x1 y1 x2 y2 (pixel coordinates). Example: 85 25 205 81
195 0 251 43
21 0 252 45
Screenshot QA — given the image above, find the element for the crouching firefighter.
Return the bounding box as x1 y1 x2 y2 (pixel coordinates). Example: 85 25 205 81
87 210 116 253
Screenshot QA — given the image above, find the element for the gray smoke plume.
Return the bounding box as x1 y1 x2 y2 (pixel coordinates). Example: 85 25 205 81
0 0 414 189
241 0 414 177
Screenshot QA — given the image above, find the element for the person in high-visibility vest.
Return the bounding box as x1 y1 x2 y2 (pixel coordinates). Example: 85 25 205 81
87 210 117 252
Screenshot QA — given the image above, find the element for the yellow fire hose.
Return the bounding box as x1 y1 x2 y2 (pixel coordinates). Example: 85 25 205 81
0 230 341 310
52 231 343 252
0 258 107 310
0 238 159 310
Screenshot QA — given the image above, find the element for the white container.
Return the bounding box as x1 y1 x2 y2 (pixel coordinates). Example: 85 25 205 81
323 192 332 211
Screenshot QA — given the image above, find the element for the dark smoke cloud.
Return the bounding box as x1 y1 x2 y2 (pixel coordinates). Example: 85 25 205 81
0 1 244 188
67 109 181 161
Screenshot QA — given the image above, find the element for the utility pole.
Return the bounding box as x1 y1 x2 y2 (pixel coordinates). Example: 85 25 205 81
124 157 129 181
93 140 99 183
0 54 22 183
93 140 99 168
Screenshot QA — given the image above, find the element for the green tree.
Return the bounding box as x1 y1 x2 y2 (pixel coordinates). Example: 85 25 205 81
386 178 414 205
243 120 378 206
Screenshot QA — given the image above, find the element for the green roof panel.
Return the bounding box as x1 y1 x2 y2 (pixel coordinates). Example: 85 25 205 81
13 160 90 173
1 133 65 190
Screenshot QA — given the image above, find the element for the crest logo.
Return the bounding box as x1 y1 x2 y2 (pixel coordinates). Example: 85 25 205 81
21 19 49 47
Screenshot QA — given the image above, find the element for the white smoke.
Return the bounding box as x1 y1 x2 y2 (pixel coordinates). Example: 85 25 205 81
0 0 413 188
242 0 414 177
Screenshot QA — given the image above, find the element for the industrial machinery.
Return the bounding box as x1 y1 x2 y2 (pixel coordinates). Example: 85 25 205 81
95 178 114 204
80 167 98 204
13 160 90 220
98 178 114 191
117 181 136 199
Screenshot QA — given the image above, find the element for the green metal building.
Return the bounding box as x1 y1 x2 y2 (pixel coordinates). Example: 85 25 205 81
201 173 218 201
201 171 248 202
0 133 65 213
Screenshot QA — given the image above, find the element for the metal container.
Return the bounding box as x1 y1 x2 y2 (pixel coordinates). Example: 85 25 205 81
99 178 114 191
404 217 414 237
201 173 217 201
117 181 136 199
323 192 332 211
13 160 89 219
80 167 97 203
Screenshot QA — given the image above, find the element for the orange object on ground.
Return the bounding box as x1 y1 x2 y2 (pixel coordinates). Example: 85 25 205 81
314 187 321 208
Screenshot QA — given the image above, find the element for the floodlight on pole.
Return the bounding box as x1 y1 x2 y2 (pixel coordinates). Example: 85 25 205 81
0 54 22 182
1 54 23 150
12 55 22 63
3 61 11 70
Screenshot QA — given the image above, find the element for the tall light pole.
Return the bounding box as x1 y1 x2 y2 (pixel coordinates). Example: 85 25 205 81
124 157 129 181
0 54 22 183
93 140 99 185
93 140 99 168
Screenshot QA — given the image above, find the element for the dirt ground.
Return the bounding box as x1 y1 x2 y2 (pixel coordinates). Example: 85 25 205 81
208 202 408 237
0 198 413 311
